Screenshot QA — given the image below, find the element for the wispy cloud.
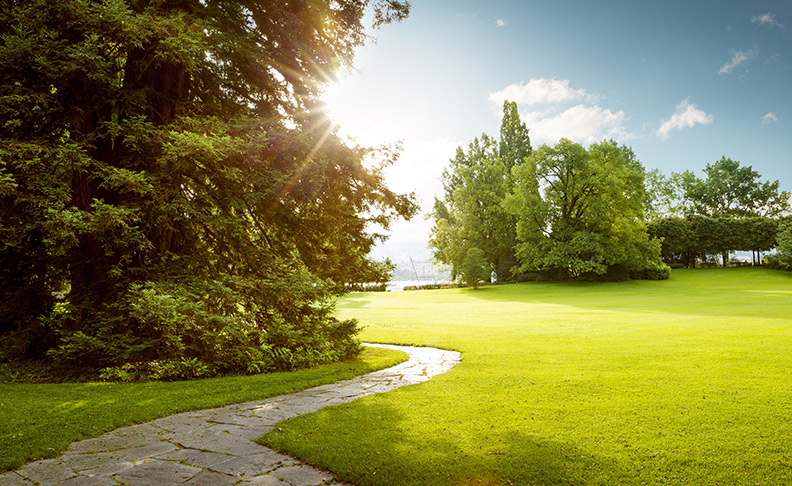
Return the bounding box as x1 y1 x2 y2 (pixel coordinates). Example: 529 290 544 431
489 78 586 106
718 49 756 74
495 19 506 27
752 13 783 28
762 112 778 124
657 98 713 139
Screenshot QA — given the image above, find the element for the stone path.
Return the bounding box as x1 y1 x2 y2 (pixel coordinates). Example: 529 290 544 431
0 344 460 486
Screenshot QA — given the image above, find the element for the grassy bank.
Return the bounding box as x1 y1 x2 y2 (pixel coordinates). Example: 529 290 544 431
0 346 407 471
261 268 792 485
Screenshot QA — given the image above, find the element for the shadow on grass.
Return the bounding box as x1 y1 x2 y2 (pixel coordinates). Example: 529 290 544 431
337 294 373 309
260 398 631 486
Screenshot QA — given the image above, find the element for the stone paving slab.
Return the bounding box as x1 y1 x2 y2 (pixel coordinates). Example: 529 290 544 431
2 343 460 485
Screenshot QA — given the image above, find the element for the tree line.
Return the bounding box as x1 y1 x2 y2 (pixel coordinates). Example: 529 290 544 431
0 0 413 378
431 103 791 286
645 157 790 267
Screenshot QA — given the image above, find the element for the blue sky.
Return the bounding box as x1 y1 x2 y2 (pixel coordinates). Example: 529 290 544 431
323 0 792 261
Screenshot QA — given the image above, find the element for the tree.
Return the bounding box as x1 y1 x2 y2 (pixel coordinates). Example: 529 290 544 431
681 157 789 266
429 101 530 282
683 157 789 218
767 218 792 270
644 169 695 220
647 217 697 268
0 0 415 373
461 247 489 289
506 139 667 280
740 217 778 265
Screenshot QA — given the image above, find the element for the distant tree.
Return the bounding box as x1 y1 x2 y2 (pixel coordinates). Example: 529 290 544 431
683 157 789 218
688 216 741 267
740 217 778 265
506 139 667 280
429 101 530 282
647 217 697 267
680 157 789 265
461 247 489 289
644 169 695 220
0 0 415 373
767 218 792 270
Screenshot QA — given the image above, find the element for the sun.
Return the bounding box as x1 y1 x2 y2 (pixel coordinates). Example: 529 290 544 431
320 76 411 148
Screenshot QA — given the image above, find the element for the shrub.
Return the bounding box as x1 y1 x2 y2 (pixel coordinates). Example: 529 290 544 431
630 264 671 281
403 283 464 291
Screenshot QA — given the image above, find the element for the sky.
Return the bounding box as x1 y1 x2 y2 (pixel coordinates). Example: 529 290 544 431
322 0 792 262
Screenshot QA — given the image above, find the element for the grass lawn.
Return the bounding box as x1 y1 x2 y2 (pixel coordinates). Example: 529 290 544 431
260 267 792 486
0 346 407 472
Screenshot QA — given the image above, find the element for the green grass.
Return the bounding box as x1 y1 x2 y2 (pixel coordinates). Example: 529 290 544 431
0 346 407 472
260 268 792 486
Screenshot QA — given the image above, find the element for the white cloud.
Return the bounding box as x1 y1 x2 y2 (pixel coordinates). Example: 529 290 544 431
752 13 783 28
489 78 629 145
489 78 587 106
762 112 778 124
522 104 628 145
656 98 713 139
496 19 506 27
718 49 756 74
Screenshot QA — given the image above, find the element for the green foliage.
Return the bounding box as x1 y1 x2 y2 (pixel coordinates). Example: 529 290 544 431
766 218 792 270
461 247 489 289
0 1 414 374
506 138 667 280
682 157 790 218
647 216 697 267
644 169 691 219
429 101 529 282
649 216 779 267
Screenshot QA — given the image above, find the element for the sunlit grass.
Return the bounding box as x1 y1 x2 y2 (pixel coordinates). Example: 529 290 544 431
0 346 407 472
261 267 792 486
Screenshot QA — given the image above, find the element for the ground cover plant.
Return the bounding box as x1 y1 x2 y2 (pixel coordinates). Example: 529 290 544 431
261 268 792 486
0 346 407 472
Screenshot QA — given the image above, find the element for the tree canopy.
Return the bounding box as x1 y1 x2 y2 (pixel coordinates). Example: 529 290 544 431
506 139 667 280
682 157 789 218
0 0 415 376
645 157 790 220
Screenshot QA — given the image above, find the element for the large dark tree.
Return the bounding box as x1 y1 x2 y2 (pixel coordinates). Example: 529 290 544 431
0 0 415 374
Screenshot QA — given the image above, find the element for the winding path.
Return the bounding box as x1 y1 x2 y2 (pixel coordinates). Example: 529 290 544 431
0 343 461 486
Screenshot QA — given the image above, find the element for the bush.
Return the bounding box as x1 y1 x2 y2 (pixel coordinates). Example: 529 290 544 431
35 277 362 379
766 253 792 270
630 264 671 281
403 283 464 291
